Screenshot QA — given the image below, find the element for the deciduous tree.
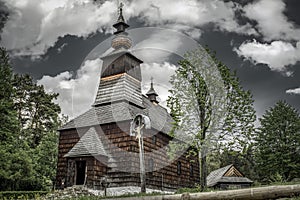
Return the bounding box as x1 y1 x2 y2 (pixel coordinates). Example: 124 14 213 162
167 48 256 189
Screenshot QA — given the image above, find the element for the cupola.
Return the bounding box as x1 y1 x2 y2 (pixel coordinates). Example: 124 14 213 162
146 78 159 104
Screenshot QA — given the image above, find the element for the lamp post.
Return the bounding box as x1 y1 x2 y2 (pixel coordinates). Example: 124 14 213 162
130 114 151 193
101 176 110 196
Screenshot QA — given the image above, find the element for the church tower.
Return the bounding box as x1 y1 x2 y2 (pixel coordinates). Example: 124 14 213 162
93 3 144 108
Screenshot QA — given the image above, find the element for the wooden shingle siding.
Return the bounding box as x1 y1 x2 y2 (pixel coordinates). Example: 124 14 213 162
56 121 199 189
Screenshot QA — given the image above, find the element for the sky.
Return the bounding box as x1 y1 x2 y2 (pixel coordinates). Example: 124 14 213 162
0 0 299 121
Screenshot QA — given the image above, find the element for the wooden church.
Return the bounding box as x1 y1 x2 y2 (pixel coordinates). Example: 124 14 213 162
56 4 199 194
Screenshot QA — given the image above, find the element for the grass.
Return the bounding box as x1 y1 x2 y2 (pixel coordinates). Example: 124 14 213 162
4 182 300 200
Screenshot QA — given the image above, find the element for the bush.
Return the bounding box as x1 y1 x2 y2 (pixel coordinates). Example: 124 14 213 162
175 187 202 194
0 191 48 200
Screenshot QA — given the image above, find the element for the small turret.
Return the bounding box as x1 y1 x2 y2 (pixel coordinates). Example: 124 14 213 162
146 77 159 104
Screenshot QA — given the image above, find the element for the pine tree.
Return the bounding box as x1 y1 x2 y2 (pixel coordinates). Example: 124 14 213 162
12 74 61 148
0 47 35 190
0 48 62 190
12 74 61 189
0 47 18 144
255 101 300 183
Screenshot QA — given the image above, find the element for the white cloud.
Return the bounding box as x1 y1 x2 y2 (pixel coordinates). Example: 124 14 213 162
38 58 101 118
127 0 256 36
1 0 116 57
243 0 300 41
132 28 185 63
235 40 300 76
1 0 257 57
286 87 300 95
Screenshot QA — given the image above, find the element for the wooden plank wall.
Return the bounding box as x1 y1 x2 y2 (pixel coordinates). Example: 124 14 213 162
56 121 200 190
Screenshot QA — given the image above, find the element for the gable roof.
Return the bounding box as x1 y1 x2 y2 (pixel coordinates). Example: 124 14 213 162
64 127 107 158
207 164 253 187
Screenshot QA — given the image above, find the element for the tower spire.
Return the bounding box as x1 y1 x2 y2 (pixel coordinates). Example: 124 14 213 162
117 2 125 23
111 2 132 49
146 77 159 104
113 2 129 35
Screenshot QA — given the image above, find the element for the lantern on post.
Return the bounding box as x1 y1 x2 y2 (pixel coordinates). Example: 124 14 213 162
130 114 151 193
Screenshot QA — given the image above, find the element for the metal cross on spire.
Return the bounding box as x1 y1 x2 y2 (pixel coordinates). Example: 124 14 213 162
150 77 154 89
117 2 125 23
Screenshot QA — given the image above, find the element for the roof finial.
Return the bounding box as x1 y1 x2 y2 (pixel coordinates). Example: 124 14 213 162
150 77 154 89
117 2 125 23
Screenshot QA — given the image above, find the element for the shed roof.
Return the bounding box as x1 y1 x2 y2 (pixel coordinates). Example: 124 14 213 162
207 164 253 187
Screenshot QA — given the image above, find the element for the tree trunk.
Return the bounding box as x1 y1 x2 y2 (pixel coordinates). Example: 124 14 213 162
199 149 207 191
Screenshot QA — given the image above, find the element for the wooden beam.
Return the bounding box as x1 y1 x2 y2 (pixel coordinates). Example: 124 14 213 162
164 184 300 200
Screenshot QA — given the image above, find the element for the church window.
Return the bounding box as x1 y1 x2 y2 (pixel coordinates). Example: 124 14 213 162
190 164 193 177
177 161 181 175
152 135 156 145
149 158 154 172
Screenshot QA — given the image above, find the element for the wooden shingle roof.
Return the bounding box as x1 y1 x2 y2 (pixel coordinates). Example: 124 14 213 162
207 164 253 187
59 96 173 134
64 127 107 158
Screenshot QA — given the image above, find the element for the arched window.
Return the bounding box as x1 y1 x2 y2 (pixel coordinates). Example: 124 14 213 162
177 161 181 175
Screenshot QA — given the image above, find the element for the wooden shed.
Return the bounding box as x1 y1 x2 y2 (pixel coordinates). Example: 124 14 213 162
207 164 253 190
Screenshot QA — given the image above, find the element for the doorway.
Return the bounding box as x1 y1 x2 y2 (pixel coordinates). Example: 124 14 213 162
76 161 86 185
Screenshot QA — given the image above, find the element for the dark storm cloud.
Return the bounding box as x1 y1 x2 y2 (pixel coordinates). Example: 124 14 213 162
284 0 300 25
198 29 300 116
0 1 9 40
11 32 110 80
1 0 299 118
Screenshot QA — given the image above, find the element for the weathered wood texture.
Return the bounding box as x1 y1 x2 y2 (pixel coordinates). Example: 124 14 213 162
56 121 200 190
101 54 142 81
163 184 300 200
100 184 300 200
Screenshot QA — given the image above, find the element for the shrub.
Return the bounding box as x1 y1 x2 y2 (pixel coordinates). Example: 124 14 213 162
0 191 48 200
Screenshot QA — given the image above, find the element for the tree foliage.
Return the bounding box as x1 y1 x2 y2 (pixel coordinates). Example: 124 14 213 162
0 48 61 191
12 74 60 148
167 47 256 188
254 101 300 183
